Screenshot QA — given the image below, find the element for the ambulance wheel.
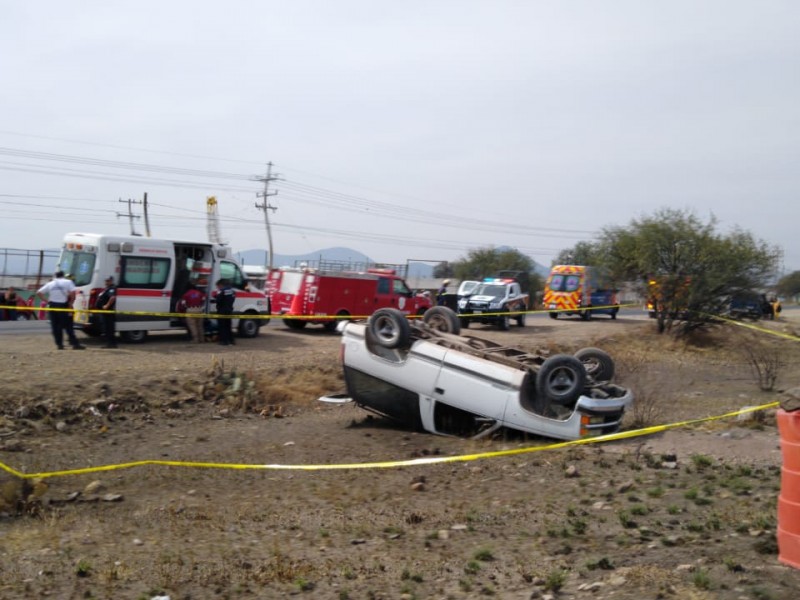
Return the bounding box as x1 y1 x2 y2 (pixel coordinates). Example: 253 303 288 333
238 315 260 338
536 355 586 406
422 306 460 334
574 347 615 382
120 330 148 344
283 318 307 330
324 310 350 332
549 312 559 320
368 308 410 349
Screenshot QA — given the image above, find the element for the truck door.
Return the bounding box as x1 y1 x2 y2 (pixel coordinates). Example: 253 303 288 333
117 252 173 329
375 276 394 310
432 350 511 422
375 276 414 313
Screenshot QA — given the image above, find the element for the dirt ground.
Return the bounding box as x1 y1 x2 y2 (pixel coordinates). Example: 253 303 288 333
2 310 800 600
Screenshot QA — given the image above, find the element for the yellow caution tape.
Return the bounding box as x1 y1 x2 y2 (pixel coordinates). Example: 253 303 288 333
2 302 642 321
710 313 800 342
0 401 779 480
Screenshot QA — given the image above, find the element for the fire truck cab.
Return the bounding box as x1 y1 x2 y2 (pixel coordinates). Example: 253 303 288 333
269 266 432 330
59 232 269 342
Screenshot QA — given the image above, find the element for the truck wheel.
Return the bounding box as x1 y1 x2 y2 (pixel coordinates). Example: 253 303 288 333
237 314 260 338
516 312 526 327
498 313 510 331
422 306 460 334
324 310 350 332
283 318 307 330
611 308 618 320
120 330 147 343
580 309 591 321
549 312 559 320
535 355 587 406
459 317 470 329
368 308 410 349
574 347 615 382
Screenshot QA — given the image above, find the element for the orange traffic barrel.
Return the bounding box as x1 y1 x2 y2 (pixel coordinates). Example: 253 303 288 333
778 409 800 569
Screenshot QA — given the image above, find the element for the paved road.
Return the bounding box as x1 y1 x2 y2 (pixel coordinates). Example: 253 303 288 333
0 318 49 336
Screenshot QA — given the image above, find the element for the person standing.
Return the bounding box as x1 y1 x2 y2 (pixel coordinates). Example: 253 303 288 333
4 286 19 321
179 282 206 343
96 276 118 348
212 278 236 346
36 270 85 350
437 279 451 306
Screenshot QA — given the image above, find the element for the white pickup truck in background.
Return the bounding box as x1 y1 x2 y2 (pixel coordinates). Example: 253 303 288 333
331 307 633 440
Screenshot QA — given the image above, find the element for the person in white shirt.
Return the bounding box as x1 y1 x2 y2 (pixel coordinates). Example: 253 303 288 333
36 270 85 350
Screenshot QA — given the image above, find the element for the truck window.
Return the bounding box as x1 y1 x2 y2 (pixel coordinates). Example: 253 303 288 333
219 261 247 290
120 257 170 289
393 279 411 295
565 275 581 292
476 284 506 297
377 278 391 294
549 275 565 291
59 251 96 287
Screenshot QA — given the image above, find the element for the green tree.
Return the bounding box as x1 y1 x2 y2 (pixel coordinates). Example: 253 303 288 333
596 209 780 334
777 271 800 300
432 261 454 279
450 247 542 293
553 241 603 267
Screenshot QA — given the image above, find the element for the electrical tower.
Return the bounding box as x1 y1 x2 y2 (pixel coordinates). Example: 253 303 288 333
254 162 280 272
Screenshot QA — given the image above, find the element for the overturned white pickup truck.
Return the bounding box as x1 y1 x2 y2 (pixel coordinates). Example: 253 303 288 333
333 307 633 440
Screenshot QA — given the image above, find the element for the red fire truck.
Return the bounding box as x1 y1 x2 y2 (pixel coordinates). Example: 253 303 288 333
268 267 433 330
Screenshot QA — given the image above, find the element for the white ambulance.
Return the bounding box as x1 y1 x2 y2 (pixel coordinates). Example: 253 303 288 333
58 233 269 342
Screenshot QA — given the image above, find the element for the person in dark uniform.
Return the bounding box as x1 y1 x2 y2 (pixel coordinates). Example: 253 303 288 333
97 276 118 348
212 278 236 346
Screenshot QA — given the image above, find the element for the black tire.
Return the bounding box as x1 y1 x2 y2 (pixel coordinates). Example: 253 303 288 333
580 309 591 321
498 313 510 331
237 314 260 338
611 308 618 320
516 312 526 327
459 317 470 329
535 354 587 406
283 318 307 330
324 310 350 332
574 347 615 382
120 330 147 343
368 308 411 349
422 306 461 335
549 312 559 320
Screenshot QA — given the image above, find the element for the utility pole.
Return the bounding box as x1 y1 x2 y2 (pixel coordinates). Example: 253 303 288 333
254 162 280 273
143 192 151 237
117 197 142 236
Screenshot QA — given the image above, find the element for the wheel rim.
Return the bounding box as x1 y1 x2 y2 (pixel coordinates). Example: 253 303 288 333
544 366 580 397
427 313 447 331
374 315 400 345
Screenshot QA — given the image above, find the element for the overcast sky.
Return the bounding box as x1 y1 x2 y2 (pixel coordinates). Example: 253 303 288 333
2 1 798 272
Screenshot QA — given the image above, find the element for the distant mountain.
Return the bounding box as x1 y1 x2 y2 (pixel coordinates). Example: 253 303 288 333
236 247 549 279
0 245 547 280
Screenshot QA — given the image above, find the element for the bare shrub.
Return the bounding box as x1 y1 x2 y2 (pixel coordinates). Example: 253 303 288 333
613 347 677 429
735 332 786 392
